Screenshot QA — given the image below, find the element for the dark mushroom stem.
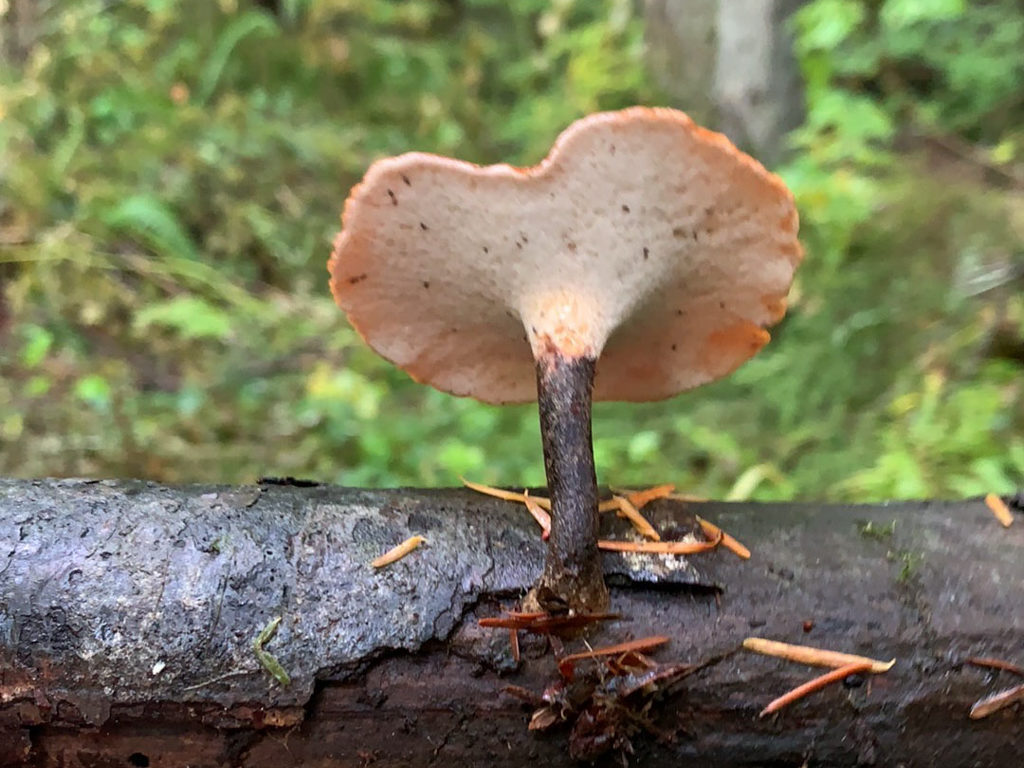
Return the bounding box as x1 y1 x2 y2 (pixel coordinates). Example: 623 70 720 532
533 351 610 613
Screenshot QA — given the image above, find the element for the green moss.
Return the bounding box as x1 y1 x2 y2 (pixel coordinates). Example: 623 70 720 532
888 549 924 584
253 616 291 687
858 520 897 541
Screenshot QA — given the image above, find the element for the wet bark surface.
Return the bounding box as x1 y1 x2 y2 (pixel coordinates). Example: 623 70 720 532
1 478 1021 767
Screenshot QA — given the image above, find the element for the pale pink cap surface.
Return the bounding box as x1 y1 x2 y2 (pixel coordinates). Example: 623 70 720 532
330 107 802 404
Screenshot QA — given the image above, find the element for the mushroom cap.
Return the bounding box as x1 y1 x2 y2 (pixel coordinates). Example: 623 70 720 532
329 107 802 405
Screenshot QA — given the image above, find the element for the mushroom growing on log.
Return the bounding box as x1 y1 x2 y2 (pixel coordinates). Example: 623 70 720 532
329 107 802 612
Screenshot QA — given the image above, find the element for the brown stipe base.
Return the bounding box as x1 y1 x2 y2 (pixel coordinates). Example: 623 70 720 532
530 352 609 613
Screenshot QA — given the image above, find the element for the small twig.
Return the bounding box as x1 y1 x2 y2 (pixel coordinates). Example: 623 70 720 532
970 682 1024 719
558 636 670 679
696 515 751 559
505 610 547 620
760 661 873 717
182 670 250 692
478 612 618 634
371 535 426 568
253 616 291 687
924 133 1024 187
743 637 895 673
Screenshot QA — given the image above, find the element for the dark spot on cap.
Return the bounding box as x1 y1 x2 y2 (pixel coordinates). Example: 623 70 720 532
671 343 677 351
676 309 684 317
402 174 411 186
610 144 616 155
516 241 522 249
419 222 428 231
621 204 630 213
642 247 649 260
672 227 686 239
692 229 699 240
520 233 529 244
719 301 726 309
704 206 713 216
387 189 397 206
567 241 577 252
422 281 430 289
348 273 368 285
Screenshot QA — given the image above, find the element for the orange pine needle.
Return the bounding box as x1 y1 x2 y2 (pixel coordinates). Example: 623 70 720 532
965 657 1024 676
666 492 709 503
984 493 1013 527
609 484 676 509
743 637 895 674
509 628 520 663
970 682 1024 719
696 515 751 559
523 491 552 539
598 531 721 555
477 616 524 628
760 661 873 717
371 535 425 568
630 483 675 507
612 495 661 541
462 478 551 510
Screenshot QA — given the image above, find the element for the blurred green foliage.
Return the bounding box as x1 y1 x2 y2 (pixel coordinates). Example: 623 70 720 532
1 0 1021 499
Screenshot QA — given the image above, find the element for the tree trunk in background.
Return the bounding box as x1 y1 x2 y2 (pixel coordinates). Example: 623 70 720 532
644 0 806 165
1 479 1022 766
0 0 37 64
643 0 718 126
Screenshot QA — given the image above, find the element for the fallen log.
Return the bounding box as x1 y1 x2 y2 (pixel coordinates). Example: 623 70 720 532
0 478 1021 766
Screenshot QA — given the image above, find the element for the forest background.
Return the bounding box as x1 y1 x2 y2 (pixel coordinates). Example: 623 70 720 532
1 0 1021 500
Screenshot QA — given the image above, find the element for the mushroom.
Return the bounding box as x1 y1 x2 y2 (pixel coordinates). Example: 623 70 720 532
329 107 801 613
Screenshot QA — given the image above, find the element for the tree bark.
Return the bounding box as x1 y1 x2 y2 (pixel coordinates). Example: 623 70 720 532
643 0 806 165
0 0 38 64
713 0 806 166
1 478 1021 766
643 0 718 125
